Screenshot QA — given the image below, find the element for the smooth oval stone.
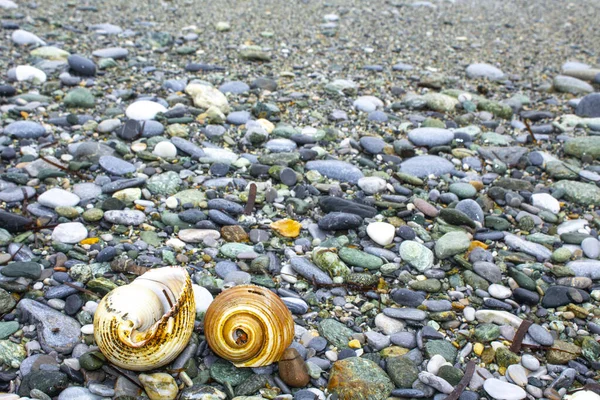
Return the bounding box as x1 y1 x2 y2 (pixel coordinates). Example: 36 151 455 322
318 212 363 231
98 156 135 175
290 257 333 285
125 100 167 120
305 160 364 184
68 54 96 76
483 378 527 400
4 121 46 138
527 324 554 346
408 127 454 147
400 155 455 178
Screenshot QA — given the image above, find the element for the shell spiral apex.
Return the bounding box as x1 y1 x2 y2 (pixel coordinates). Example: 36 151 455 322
93 266 195 371
204 284 294 368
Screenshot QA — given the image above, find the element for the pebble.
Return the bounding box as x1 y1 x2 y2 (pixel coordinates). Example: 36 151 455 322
408 127 454 147
103 210 146 226
152 141 178 158
366 222 395 246
399 240 434 271
3 121 46 139
125 101 167 120
483 378 527 400
98 155 135 175
466 63 506 80
400 155 455 177
51 223 88 244
38 188 80 209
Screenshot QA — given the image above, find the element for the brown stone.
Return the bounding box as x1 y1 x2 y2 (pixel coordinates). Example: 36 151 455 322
278 348 310 388
413 198 439 218
220 225 248 242
546 340 581 364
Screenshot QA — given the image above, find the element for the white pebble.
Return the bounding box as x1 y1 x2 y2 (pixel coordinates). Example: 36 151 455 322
463 306 476 321
15 65 46 83
366 221 395 246
521 354 540 371
426 354 448 374
483 378 527 400
81 324 94 335
125 100 167 120
192 284 213 313
153 141 178 158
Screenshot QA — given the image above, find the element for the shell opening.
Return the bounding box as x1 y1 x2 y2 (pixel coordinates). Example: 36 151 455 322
233 328 249 346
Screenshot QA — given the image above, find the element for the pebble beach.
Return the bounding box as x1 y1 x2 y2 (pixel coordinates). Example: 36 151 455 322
1 0 600 399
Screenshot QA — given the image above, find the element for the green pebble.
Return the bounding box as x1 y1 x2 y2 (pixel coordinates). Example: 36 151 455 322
338 247 383 270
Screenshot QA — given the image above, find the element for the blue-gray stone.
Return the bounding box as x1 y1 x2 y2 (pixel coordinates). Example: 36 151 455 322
290 257 333 285
305 160 364 184
360 136 387 154
400 155 455 178
219 81 250 94
171 137 205 158
17 298 81 354
226 111 252 125
408 128 454 147
207 199 244 215
264 138 297 153
98 156 135 175
215 261 239 279
4 121 46 138
455 199 484 224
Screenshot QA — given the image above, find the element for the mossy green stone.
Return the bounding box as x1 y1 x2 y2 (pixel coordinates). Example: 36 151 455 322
87 277 118 295
552 180 600 206
79 351 105 370
437 365 464 386
346 273 379 287
424 340 457 362
409 279 442 293
220 243 254 259
146 171 182 195
338 247 383 270
0 321 19 339
485 216 511 231
463 270 490 290
474 323 501 342
328 357 394 400
1 261 41 279
564 136 600 160
581 336 600 363
64 88 95 108
140 231 161 247
386 356 419 388
508 269 537 291
313 249 350 278
318 319 354 349
435 231 471 259
495 347 520 368
55 206 80 219
209 359 252 386
0 340 26 368
477 99 513 119
547 340 581 364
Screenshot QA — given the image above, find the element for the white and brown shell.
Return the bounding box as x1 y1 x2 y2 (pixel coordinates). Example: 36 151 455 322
204 285 294 367
93 267 195 371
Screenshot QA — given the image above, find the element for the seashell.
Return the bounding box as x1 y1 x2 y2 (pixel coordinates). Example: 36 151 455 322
204 285 294 367
93 267 195 371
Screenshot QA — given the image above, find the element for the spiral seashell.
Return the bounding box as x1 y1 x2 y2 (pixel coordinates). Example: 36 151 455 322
93 267 195 371
204 285 294 367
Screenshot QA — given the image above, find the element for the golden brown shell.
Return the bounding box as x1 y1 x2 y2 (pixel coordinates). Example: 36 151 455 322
204 285 294 367
93 267 195 371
